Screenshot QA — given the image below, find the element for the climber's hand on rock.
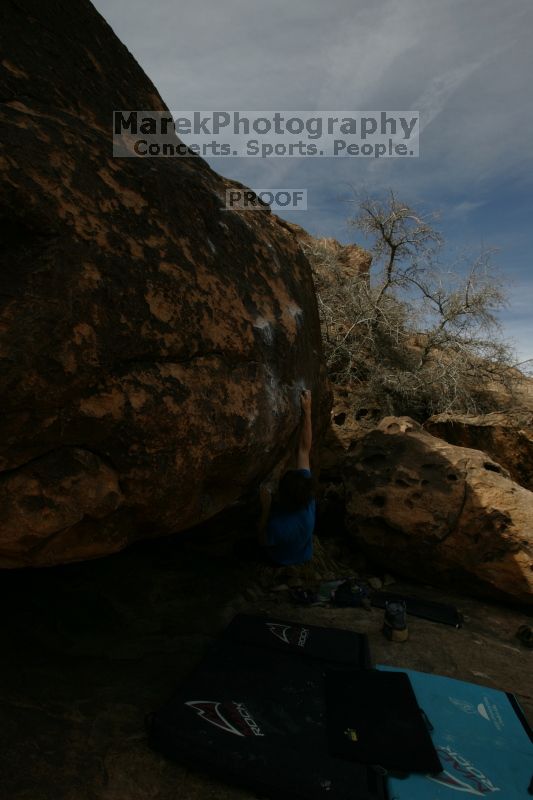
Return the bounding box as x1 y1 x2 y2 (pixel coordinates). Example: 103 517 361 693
300 389 312 414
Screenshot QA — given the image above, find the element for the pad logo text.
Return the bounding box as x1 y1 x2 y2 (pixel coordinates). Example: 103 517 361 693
185 700 264 737
266 622 310 648
429 746 500 795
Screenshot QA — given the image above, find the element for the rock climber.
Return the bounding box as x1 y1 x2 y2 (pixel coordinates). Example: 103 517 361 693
257 388 316 565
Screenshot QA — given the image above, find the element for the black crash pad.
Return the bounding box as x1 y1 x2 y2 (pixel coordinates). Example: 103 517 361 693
222 612 372 667
325 669 443 774
371 591 463 628
148 637 386 800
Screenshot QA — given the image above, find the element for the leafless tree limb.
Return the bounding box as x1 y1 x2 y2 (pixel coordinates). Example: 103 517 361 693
303 191 520 419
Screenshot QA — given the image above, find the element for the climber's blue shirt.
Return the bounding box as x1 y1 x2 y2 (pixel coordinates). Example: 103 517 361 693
266 469 316 565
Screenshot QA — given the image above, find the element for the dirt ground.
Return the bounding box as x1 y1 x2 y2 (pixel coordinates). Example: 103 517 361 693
1 531 531 800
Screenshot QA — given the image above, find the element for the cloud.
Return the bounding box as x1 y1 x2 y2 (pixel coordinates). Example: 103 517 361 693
447 199 486 217
92 0 533 357
95 0 533 192
414 60 486 134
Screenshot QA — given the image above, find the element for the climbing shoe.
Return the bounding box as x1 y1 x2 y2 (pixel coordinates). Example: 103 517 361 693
383 600 409 642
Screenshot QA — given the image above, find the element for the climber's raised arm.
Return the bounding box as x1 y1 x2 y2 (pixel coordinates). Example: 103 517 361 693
297 389 312 470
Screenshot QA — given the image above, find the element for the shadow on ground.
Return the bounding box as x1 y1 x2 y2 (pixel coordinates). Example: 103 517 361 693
1 531 531 800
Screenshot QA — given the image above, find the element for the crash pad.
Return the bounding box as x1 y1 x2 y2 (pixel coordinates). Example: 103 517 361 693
378 666 533 799
325 669 442 774
371 592 463 628
222 612 372 666
148 632 385 799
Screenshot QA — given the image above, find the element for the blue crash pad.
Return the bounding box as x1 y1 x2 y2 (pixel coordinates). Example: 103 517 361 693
378 666 533 799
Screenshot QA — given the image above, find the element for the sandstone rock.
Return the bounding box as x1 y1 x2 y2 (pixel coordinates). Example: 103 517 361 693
344 417 533 605
0 448 124 562
278 220 372 281
426 411 533 492
0 0 328 566
316 384 381 540
320 384 381 473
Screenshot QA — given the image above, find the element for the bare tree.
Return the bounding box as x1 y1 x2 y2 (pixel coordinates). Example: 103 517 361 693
304 190 518 419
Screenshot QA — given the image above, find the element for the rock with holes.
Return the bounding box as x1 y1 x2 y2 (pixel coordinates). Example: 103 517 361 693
344 417 533 604
0 0 328 566
316 384 382 538
320 384 382 473
426 411 533 492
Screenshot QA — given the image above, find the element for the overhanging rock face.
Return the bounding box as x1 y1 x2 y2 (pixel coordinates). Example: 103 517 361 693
0 0 328 566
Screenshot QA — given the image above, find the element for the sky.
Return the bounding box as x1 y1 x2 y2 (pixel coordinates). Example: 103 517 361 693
94 0 533 364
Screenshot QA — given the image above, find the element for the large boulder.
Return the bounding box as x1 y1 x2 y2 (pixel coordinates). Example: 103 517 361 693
426 411 533 492
0 0 328 566
344 417 533 604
